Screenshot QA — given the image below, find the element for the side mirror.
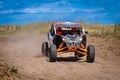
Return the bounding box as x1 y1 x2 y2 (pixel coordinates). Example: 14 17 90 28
85 31 88 34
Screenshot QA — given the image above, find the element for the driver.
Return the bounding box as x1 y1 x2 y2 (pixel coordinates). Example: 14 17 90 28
56 27 62 35
48 27 62 45
71 28 78 34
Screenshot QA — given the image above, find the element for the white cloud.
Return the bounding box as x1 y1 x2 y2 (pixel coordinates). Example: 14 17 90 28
21 7 53 13
0 10 17 14
54 0 69 6
0 6 77 14
85 13 108 18
22 8 39 13
80 8 104 12
0 8 46 14
0 1 104 14
0 2 3 4
0 1 3 8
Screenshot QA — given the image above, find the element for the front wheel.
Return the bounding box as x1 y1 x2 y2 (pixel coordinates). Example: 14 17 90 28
48 44 57 62
87 45 95 63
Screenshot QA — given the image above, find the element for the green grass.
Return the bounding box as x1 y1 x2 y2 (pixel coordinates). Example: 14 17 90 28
0 61 18 80
0 22 120 39
37 26 50 34
19 22 50 34
0 25 21 35
84 24 120 39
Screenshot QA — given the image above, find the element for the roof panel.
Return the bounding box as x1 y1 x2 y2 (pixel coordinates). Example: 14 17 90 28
53 22 83 28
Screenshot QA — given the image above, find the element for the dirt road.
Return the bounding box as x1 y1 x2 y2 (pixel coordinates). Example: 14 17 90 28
0 33 120 80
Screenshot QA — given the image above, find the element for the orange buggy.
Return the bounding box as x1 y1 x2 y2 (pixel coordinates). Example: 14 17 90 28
42 22 95 62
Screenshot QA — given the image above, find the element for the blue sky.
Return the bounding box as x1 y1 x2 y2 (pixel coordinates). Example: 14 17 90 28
0 0 120 25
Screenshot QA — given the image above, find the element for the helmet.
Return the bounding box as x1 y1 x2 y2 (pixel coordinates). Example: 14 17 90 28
71 28 77 34
56 27 62 35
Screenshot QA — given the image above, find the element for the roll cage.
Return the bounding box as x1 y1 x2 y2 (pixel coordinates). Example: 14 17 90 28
50 22 85 36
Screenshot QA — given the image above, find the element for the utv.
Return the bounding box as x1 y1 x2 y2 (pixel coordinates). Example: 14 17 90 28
42 22 95 62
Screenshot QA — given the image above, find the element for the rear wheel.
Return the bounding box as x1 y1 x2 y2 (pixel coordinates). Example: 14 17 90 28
87 45 95 63
48 44 57 62
42 42 48 56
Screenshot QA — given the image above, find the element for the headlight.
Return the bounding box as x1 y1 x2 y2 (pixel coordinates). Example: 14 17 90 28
62 37 65 41
62 37 69 42
76 37 82 43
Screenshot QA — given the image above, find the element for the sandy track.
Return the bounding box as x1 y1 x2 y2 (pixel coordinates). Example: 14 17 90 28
0 34 120 80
